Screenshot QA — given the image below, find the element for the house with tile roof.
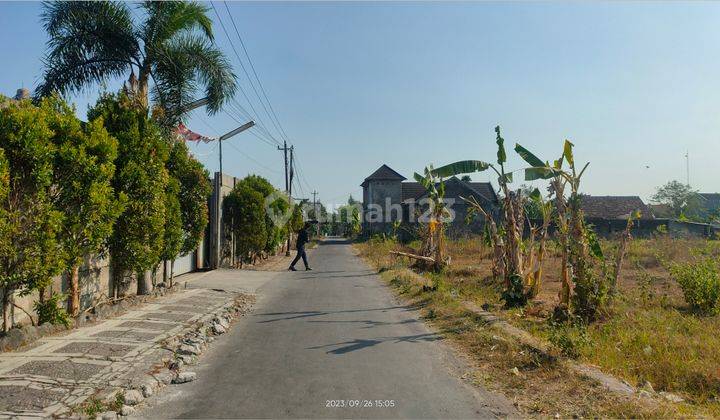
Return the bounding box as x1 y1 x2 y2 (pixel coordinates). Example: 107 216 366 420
360 164 499 234
580 195 652 220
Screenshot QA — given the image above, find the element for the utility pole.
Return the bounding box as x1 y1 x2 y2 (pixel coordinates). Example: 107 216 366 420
312 190 320 236
686 151 690 187
311 190 318 218
278 142 295 255
278 141 290 196
287 146 295 255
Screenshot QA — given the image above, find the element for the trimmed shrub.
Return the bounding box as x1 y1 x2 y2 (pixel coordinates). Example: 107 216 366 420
223 184 267 265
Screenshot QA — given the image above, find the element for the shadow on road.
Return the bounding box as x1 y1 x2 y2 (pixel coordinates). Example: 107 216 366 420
255 305 413 323
307 332 443 354
307 318 419 328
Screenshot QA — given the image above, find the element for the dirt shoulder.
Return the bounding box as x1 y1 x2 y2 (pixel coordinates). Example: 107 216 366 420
354 239 706 418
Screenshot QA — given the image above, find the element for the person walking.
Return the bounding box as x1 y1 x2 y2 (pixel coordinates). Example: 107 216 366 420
289 222 313 271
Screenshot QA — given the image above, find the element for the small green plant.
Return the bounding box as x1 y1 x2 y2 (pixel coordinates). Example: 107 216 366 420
112 391 125 411
670 258 720 315
548 319 591 358
80 397 105 417
34 293 71 327
391 220 402 240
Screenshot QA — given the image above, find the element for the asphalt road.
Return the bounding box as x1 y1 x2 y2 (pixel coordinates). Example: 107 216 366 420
139 239 515 419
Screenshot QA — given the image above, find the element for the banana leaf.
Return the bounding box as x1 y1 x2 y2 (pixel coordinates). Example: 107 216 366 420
430 160 491 178
524 166 562 181
529 187 542 202
514 143 545 167
495 126 506 165
563 140 575 166
413 172 431 188
515 143 564 181
586 228 604 260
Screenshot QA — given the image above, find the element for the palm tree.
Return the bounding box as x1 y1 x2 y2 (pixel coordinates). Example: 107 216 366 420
37 1 236 124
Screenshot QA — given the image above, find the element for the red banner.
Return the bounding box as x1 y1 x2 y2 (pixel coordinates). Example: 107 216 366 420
175 123 216 143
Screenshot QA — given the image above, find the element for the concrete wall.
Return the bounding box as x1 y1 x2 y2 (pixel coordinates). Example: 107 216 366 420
362 180 403 232
534 217 719 239
209 172 241 269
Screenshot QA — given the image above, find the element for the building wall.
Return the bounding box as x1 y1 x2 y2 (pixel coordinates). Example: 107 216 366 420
368 180 402 207
362 180 403 231
209 172 241 268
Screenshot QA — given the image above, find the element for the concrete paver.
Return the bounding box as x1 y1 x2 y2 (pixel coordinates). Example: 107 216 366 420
0 287 249 417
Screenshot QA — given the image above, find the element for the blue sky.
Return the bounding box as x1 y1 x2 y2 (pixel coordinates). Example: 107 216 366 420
1 1 719 207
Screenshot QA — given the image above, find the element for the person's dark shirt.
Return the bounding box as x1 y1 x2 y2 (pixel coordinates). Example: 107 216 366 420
296 228 309 248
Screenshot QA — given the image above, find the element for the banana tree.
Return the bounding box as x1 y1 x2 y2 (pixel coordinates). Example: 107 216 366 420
515 141 616 322
411 165 451 271
515 143 573 309
523 189 553 299
430 126 535 306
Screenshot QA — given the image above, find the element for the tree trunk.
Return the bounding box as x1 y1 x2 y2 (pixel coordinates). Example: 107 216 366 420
169 260 175 288
136 270 152 295
163 260 170 287
136 65 151 110
2 288 10 333
67 265 80 316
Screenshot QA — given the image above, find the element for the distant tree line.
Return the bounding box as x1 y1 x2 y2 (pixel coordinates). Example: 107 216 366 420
651 180 719 224
223 175 302 267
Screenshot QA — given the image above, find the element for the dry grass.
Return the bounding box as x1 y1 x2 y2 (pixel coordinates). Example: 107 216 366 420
356 235 720 417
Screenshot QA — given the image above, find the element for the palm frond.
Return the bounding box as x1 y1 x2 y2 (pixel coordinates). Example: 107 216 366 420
37 1 139 97
142 1 213 48
152 33 236 122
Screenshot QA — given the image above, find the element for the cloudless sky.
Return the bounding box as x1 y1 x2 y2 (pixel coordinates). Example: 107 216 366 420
1 1 718 208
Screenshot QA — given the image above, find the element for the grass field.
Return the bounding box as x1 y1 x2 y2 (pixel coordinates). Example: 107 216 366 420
356 234 720 417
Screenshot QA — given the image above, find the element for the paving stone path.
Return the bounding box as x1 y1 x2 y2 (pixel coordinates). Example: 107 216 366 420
0 287 251 417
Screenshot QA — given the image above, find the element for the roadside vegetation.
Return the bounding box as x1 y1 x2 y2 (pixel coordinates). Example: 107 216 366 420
0 91 215 331
0 1 292 333
223 175 299 267
355 126 720 417
357 236 719 417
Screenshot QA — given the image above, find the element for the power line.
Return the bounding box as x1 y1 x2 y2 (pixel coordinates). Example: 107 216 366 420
210 2 283 146
222 0 291 144
209 2 317 200
225 138 282 175
291 150 313 192
220 103 277 148
291 157 306 199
